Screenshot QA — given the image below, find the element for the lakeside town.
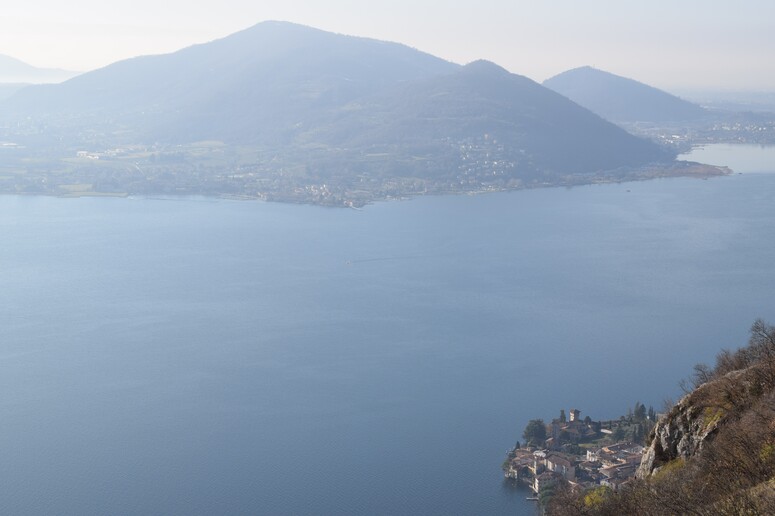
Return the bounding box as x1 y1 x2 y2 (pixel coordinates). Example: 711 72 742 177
503 405 657 503
0 136 730 207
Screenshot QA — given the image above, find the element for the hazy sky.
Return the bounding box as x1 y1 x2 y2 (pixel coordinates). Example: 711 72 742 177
1 0 773 91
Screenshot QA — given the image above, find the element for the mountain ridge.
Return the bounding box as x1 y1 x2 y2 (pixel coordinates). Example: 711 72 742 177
309 60 671 176
6 22 458 130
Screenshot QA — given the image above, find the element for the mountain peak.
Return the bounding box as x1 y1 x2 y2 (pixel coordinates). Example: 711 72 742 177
463 59 509 75
234 20 330 37
543 66 707 123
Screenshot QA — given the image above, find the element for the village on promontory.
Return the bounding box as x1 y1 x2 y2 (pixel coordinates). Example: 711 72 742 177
503 404 656 502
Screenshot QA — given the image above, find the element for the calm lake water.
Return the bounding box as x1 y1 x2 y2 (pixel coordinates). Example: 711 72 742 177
678 143 775 173
1 144 774 515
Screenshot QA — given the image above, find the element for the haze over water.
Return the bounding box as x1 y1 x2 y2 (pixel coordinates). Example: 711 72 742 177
1 145 774 515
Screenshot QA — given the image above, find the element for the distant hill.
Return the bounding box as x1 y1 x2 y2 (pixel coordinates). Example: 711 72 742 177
0 54 79 84
304 60 671 178
543 66 708 123
678 90 775 114
0 23 689 204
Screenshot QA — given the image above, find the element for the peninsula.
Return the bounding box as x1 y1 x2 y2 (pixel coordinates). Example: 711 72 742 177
503 405 656 502
0 22 737 206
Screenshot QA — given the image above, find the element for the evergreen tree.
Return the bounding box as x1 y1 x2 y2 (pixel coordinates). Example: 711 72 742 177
631 423 642 444
634 402 647 421
523 419 547 447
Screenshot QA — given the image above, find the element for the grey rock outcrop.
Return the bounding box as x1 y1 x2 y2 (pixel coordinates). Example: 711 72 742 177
636 377 732 478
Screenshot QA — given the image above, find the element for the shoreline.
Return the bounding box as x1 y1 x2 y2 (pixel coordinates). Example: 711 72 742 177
0 160 733 208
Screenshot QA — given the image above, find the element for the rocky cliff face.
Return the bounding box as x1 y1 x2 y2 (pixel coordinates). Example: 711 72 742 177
638 367 755 478
549 322 775 514
637 391 721 477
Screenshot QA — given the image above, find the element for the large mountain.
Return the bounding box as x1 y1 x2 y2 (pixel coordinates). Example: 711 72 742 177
5 21 458 144
302 60 670 178
543 66 708 123
0 22 685 204
0 54 79 84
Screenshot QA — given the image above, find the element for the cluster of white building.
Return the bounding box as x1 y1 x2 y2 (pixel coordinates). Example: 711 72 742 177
506 441 644 495
504 409 646 495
